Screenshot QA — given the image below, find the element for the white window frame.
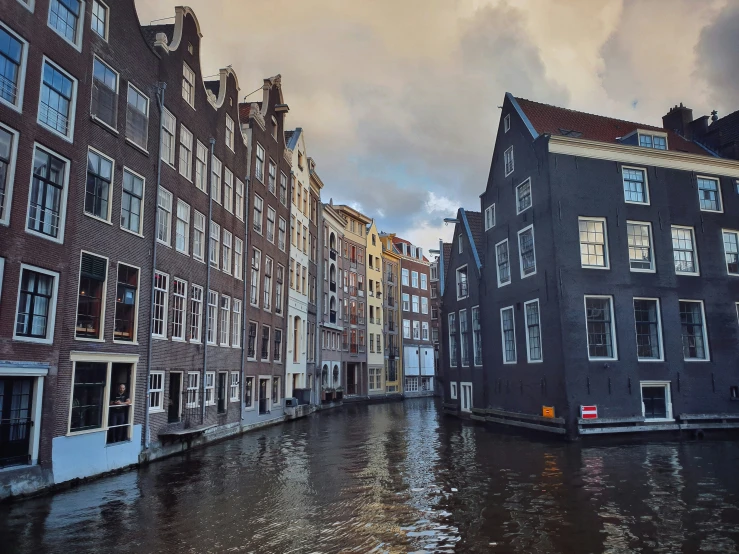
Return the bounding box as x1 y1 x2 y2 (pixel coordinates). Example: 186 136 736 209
679 299 710 362
192 210 206 262
460 382 473 413
640 381 673 422
456 265 469 300
209 221 220 268
178 124 193 181
230 372 240 402
234 237 243 280
578 216 609 269
0 21 29 113
235 178 244 220
458 235 463 254
125 83 149 152
205 371 215 406
722 229 739 276
156 186 172 247
84 146 115 223
671 225 699 276
120 167 146 237
484 204 495 231
401 268 409 286
211 156 222 204
459 308 469 366
175 199 190 254
171 277 187 342
504 114 510 133
182 62 195 108
500 306 516 364
47 0 85 50
91 0 109 41
223 168 233 213
222 229 232 275
226 115 235 152
523 298 543 363
207 290 218 345
450 382 458 400
232 299 242 348
37 57 78 141
255 143 265 182
186 372 200 408
517 224 537 278
696 175 723 213
633 297 664 362
504 146 514 176
412 295 419 313
152 270 169 339
637 131 668 150
622 166 650 205
421 296 428 314
403 319 410 339
626 220 655 273
0 123 20 226
148 371 164 413
195 140 208 193
219 295 231 347
25 143 71 244
472 305 482 367
161 108 176 167
13 263 60 345
495 238 511 287
516 178 532 214
584 295 618 361
189 284 203 343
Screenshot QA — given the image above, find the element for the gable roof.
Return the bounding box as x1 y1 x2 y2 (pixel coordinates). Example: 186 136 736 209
514 96 709 156
285 128 301 150
391 236 429 262
463 210 484 265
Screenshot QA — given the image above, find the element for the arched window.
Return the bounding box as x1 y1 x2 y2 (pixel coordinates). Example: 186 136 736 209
330 232 336 250
322 365 328 387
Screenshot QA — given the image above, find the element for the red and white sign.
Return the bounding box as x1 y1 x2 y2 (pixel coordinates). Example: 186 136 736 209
580 405 598 419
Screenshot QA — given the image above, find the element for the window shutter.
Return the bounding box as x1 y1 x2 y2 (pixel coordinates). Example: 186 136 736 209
81 253 107 280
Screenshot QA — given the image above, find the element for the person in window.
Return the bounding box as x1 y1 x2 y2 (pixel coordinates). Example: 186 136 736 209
110 383 131 442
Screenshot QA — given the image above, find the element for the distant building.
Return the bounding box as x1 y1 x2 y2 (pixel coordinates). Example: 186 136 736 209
381 237 403 395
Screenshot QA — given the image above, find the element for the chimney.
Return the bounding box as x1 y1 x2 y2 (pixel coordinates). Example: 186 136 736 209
662 102 694 140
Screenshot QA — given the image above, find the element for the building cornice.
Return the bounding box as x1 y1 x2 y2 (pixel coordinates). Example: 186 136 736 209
548 135 739 178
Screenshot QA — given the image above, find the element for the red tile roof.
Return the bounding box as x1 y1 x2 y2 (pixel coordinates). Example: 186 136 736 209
238 103 251 121
392 237 429 262
514 97 709 156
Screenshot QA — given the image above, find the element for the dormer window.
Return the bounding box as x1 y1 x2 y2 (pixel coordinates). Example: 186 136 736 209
638 132 667 150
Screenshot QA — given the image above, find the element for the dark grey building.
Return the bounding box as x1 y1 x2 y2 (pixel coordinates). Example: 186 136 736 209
440 93 739 437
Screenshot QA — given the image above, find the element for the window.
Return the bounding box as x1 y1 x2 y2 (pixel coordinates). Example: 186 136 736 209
261 325 271 360
209 221 220 268
192 211 205 262
460 382 473 413
504 146 514 176
456 266 468 299
247 322 257 359
448 312 457 367
234 237 243 280
179 125 193 180
224 169 233 212
421 297 428 314
186 372 200 408
268 161 276 195
516 178 532 213
579 217 608 268
250 249 261 306
496 239 510 286
195 141 207 193
275 216 285 250
524 299 542 362
85 149 113 221
182 63 195 107
91 58 117 129
0 22 28 111
14 265 59 343
156 187 172 246
500 307 516 363
175 199 190 254
219 296 230 346
27 145 69 242
253 195 263 233
275 265 284 315
460 309 469 366
267 207 276 243
627 221 654 272
484 204 495 230
230 372 240 402
279 172 287 206
274 328 282 362
91 1 108 40
39 59 77 140
633 298 662 361
504 113 510 132
207 290 217 345
126 84 149 150
69 362 131 438
671 226 698 275
680 300 708 360
272 377 281 405
641 382 672 420
75 253 107 340
171 278 187 341
114 264 138 342
0 125 18 225
190 284 203 343
161 109 175 166
263 257 273 310
697 177 722 212
232 299 241 347
472 306 482 366
412 321 420 340
211 157 222 203
402 293 410 311
638 133 667 150
244 377 254 409
518 225 536 277
120 169 144 235
152 271 169 338
48 0 82 46
222 230 232 274
450 382 458 400
406 377 419 393
723 230 739 275
411 271 419 288
412 295 419 313
205 372 215 406
402 268 409 286
622 167 648 204
225 115 234 151
235 178 244 220
403 319 410 339
149 372 164 412
585 296 616 360
255 143 265 182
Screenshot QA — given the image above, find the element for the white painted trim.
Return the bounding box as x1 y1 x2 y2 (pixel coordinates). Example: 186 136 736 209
722 228 739 277
504 114 510 133
448 312 457 368
504 146 514 177
516 177 532 214
25 142 71 244
148 370 165 412
671 225 700 276
37 56 78 142
47 0 85 52
633 297 664 362
696 175 724 213
17 0 34 12
548 135 739 179
495 238 511 287
0 20 28 113
455 264 469 300
523 298 543 363
626 220 656 273
0 364 48 377
640 380 673 422
13 263 60 345
517 224 537 279
450 381 457 400
621 165 651 206
578 216 610 270
459 308 469 367
0 122 19 227
91 0 110 41
484 204 495 231
679 299 710 362
500 306 516 364
460 382 473 413
584 295 618 361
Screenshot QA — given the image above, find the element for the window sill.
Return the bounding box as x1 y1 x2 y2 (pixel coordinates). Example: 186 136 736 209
120 227 145 239
152 336 169 341
90 115 119 136
13 335 53 345
148 408 165 414
113 339 138 345
125 138 149 156
49 26 82 52
158 241 172 249
699 209 723 214
637 358 665 363
24 227 64 244
0 96 22 114
683 358 711 363
581 265 611 270
171 338 187 343
74 337 105 343
84 212 113 226
38 120 74 143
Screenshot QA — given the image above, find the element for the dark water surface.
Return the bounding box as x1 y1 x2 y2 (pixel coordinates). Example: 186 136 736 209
2 398 739 553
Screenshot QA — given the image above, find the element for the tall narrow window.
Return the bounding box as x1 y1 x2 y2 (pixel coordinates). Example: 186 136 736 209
627 222 654 272
579 217 608 268
182 63 195 107
189 284 203 343
253 195 263 233
211 156 222 203
723 230 739 275
263 257 273 311
121 169 144 234
161 109 175 166
85 149 113 221
235 178 244 220
219 296 230 346
585 296 616 360
156 187 172 246
255 143 265 182
152 271 169 338
209 221 220 268
28 146 68 240
0 126 18 225
516 179 532 213
179 125 193 180
0 24 27 110
250 249 261 306
175 199 190 254
171 278 187 341
268 161 276 195
524 299 542 362
472 306 482 366
75 253 107 339
114 264 138 342
195 140 207 192
456 267 468 299
126 84 149 150
232 299 242 348
680 300 708 360
261 326 271 360
460 309 469 366
91 58 117 129
504 146 514 175
622 167 648 204
234 237 243 280
223 168 233 213
222 230 232 274
500 307 516 363
247 322 257 358
91 1 108 40
697 177 721 212
149 372 164 412
39 59 76 139
275 265 284 315
15 266 58 341
633 298 662 361
207 290 218 345
518 225 536 277
279 172 287 205
671 226 698 274
485 204 495 230
192 210 205 261
267 207 276 243
48 0 81 46
496 239 510 286
226 115 234 151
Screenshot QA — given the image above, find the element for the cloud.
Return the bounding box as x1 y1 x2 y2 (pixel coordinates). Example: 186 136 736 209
695 1 739 114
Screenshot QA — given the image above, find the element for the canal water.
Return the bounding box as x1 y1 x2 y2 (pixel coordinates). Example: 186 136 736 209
2 398 739 553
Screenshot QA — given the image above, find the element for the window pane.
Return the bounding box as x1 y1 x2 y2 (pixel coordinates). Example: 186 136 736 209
623 168 647 203
697 178 721 211
579 219 607 267
70 362 106 432
680 301 706 359
586 297 613 358
634 299 660 359
627 223 652 271
0 27 23 105
671 227 696 273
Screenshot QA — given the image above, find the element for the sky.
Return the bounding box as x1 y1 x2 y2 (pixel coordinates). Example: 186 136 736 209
136 0 737 254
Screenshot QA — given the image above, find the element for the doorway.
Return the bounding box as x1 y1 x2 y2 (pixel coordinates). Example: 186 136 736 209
641 382 671 420
346 364 357 395
259 378 270 415
0 377 33 468
217 372 227 414
168 372 182 423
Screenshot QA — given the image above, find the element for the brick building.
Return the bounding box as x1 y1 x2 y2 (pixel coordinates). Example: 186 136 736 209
380 236 402 394
307 161 323 401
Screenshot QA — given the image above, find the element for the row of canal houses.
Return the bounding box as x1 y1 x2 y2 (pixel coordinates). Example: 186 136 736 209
0 0 435 499
438 93 739 438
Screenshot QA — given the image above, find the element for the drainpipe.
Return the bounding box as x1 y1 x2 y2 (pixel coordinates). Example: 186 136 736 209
239 176 250 422
144 82 166 451
201 137 216 423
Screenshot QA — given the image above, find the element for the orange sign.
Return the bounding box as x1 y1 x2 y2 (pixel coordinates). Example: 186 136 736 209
542 406 555 418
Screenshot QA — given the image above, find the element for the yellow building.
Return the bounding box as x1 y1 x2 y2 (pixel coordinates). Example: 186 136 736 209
366 221 385 394
380 233 403 394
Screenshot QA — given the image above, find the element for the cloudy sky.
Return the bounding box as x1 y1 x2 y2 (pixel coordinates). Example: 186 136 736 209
136 0 736 253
